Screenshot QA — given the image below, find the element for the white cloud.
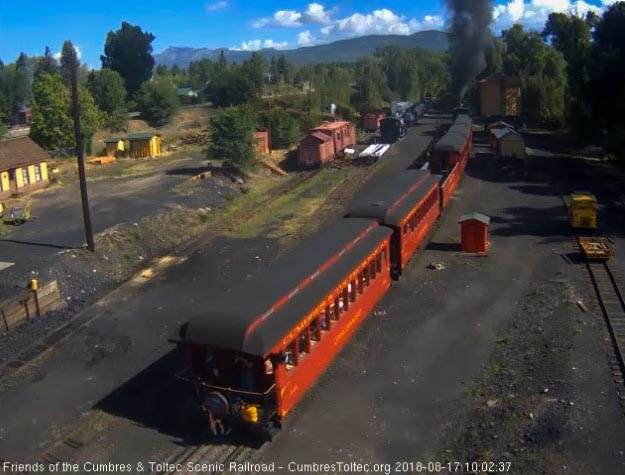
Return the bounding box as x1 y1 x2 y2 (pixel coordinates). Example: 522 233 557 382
253 2 334 28
233 39 288 51
297 30 316 46
263 39 289 49
53 45 82 61
304 3 332 25
493 0 605 31
319 8 441 39
205 1 228 12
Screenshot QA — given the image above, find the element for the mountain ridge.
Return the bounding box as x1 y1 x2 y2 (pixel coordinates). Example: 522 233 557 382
154 30 449 67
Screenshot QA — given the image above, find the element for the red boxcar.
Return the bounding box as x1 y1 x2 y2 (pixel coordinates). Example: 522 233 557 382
298 121 356 168
440 162 461 209
175 219 392 437
347 170 441 278
362 113 385 132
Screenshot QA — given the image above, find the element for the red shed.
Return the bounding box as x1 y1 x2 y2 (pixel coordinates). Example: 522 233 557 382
459 212 490 254
362 113 385 132
253 131 270 155
298 121 355 168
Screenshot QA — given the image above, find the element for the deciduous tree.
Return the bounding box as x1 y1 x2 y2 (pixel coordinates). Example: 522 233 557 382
135 76 179 126
87 68 128 131
210 104 257 169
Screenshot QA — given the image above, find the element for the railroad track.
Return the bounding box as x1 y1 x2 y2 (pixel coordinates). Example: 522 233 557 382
585 258 625 400
159 443 252 475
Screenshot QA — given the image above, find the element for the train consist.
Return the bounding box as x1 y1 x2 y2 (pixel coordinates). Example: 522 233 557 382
173 114 473 439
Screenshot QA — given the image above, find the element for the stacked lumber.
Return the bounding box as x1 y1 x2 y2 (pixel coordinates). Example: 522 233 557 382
180 132 211 146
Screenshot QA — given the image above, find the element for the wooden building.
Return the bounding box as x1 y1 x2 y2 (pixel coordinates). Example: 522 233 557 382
127 132 162 158
491 127 525 159
459 212 490 254
104 137 126 158
479 73 522 117
0 137 50 199
253 131 270 155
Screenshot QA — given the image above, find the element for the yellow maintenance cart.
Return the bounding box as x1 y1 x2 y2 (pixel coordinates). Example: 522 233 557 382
570 192 597 229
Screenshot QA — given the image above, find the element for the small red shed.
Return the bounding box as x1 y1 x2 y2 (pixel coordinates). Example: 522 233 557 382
362 113 385 132
253 131 270 155
459 212 490 254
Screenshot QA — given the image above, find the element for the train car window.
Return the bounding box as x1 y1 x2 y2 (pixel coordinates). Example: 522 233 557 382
403 223 408 235
358 272 364 294
342 287 349 312
376 254 382 273
299 329 310 357
364 266 370 286
382 248 387 262
333 297 340 319
285 341 296 370
310 318 320 342
323 306 331 330
349 281 356 302
369 261 376 280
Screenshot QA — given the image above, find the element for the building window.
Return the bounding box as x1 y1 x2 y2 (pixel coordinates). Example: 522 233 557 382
21 168 29 185
34 164 42 182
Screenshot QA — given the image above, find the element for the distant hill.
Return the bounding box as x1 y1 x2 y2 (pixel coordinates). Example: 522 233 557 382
154 30 449 67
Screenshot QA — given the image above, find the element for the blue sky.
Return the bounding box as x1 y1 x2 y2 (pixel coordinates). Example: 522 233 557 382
0 0 615 68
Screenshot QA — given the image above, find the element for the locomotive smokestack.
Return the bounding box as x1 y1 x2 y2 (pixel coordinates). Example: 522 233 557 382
446 0 493 104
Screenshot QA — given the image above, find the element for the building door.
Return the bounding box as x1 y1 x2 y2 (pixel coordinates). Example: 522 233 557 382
8 169 17 194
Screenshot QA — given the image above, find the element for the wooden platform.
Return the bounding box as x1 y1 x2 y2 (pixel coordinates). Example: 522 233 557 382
579 236 614 260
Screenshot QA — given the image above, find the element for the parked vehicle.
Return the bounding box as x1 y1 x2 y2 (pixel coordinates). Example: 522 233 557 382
380 117 407 143
2 202 31 225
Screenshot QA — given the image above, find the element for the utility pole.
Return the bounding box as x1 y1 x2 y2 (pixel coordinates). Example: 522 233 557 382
267 91 272 153
308 78 312 117
70 46 95 252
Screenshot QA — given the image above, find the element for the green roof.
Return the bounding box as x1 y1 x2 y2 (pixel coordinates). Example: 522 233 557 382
459 212 490 225
104 136 123 143
126 132 159 140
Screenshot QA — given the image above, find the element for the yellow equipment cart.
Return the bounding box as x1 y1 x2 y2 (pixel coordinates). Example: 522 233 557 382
570 192 597 229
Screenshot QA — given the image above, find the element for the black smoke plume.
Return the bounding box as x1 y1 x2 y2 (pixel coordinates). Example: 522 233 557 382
446 0 494 103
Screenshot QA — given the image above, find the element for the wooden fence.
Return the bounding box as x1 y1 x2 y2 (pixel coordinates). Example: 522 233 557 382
0 281 62 332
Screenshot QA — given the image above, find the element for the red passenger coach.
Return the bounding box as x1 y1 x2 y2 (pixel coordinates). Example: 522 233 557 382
347 170 440 278
174 219 392 438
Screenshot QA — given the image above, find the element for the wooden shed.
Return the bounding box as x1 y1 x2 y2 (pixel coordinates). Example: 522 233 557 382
459 212 490 254
479 73 522 117
492 127 525 159
253 131 270 155
127 132 162 158
362 113 385 132
103 137 125 158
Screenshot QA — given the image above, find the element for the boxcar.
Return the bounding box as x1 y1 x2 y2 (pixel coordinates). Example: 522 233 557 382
174 219 392 437
347 170 441 278
440 163 461 210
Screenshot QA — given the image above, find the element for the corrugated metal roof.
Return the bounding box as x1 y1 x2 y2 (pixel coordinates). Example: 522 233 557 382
459 212 490 224
0 136 50 171
492 127 520 140
301 131 332 144
126 132 160 140
179 219 391 357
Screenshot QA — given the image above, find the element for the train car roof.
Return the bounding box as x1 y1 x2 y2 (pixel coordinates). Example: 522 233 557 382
178 219 392 357
347 170 440 226
434 130 467 152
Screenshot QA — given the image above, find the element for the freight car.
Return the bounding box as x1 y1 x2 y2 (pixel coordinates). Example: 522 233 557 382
173 112 474 440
